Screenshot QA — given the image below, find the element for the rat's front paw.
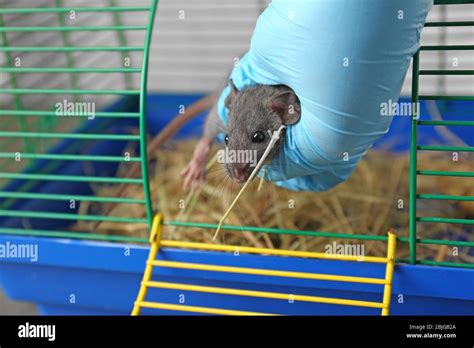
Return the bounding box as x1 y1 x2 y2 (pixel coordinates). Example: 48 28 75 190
180 159 206 190
180 137 212 190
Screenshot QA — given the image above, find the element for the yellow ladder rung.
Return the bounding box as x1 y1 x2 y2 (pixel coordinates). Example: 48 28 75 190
148 260 387 285
135 301 276 316
143 280 385 309
160 240 389 263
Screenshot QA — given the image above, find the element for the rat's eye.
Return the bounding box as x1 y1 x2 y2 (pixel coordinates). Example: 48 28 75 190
252 130 266 143
225 134 229 145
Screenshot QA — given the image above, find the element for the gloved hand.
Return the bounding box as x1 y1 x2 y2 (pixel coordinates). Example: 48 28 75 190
217 0 433 191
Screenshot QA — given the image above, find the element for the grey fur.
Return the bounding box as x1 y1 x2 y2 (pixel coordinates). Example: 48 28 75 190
203 103 225 141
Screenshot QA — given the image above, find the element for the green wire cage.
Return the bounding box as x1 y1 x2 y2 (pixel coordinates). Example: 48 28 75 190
0 0 472 266
0 0 156 231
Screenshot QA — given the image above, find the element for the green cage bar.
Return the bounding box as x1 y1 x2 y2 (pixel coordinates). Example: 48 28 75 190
0 110 140 118
419 70 474 75
0 46 145 52
0 88 140 95
417 170 474 177
418 120 474 126
417 194 474 201
407 0 474 267
0 173 144 184
0 26 147 32
0 191 145 204
0 7 151 15
421 45 474 50
425 21 474 27
0 153 141 162
139 0 159 227
409 51 420 264
0 67 142 73
417 145 474 152
434 0 474 4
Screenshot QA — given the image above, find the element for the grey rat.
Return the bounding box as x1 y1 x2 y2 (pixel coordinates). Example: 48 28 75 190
96 81 300 222
180 79 301 189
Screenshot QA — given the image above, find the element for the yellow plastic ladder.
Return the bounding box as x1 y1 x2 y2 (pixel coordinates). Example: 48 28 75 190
132 214 397 316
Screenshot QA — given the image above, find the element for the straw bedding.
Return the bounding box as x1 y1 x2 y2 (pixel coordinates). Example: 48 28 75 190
73 138 473 263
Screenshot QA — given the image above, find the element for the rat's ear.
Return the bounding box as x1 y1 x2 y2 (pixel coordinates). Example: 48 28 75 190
224 79 239 109
266 89 301 125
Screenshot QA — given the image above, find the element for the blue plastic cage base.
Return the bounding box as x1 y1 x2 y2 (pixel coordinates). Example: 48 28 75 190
1 234 473 315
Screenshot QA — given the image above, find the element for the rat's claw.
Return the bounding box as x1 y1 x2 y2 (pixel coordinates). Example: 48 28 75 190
195 171 206 188
180 164 191 178
181 139 210 190
182 161 206 191
183 170 194 190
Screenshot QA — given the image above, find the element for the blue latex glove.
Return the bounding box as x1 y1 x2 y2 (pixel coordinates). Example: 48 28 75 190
217 0 433 191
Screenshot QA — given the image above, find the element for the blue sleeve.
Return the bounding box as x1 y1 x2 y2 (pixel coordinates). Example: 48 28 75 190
217 0 433 191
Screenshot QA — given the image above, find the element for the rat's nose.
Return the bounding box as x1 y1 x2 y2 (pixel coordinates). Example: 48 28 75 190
232 164 249 183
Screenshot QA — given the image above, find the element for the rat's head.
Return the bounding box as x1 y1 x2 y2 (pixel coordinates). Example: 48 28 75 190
223 80 301 183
